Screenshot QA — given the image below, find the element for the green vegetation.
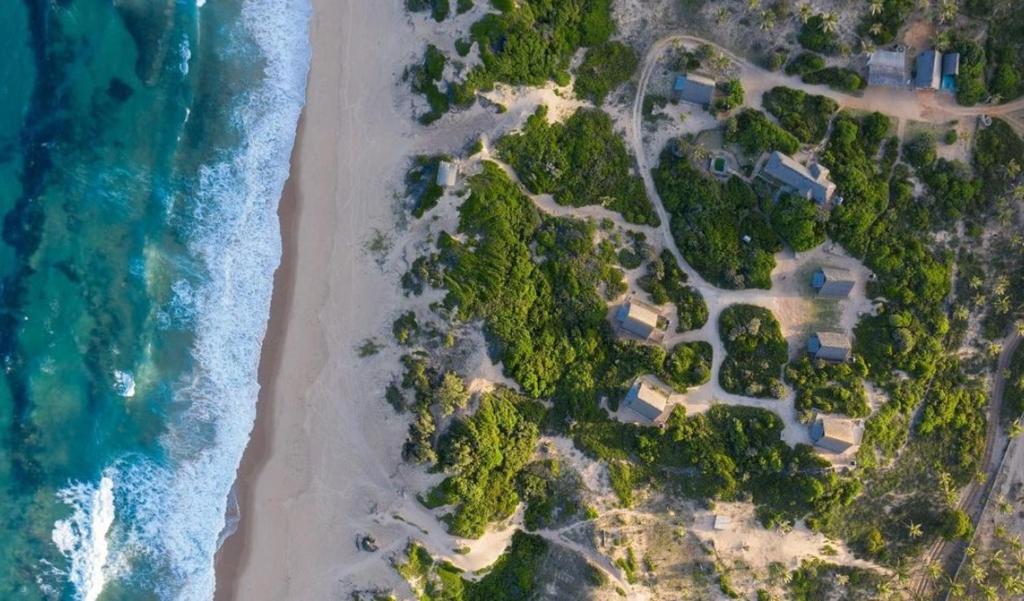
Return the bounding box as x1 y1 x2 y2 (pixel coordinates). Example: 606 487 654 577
615 547 639 584
431 388 542 538
437 372 470 416
398 532 548 601
784 52 825 77
1004 343 1024 422
574 41 638 105
712 79 745 114
788 558 884 600
497 106 659 225
941 507 973 540
407 0 451 22
987 3 1024 101
801 67 866 93
663 341 712 390
786 356 871 417
517 458 583 530
859 0 914 45
608 460 638 506
426 162 852 532
762 86 838 144
393 311 420 345
798 15 838 54
770 194 826 252
653 148 780 289
636 249 708 331
405 154 448 217
453 0 614 104
718 304 788 398
408 45 450 124
954 38 988 106
724 109 800 155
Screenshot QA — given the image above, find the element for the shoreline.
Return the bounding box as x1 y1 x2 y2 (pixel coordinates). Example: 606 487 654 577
212 113 305 601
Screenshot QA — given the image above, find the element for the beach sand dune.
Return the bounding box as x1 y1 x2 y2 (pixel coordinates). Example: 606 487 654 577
214 1 430 598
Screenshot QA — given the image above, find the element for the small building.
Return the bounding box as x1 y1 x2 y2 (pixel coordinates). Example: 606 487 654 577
868 50 908 88
615 297 663 341
915 50 942 90
623 379 670 422
807 331 852 362
811 267 855 298
941 52 960 91
713 515 732 531
762 151 837 205
436 160 458 187
672 73 716 107
810 416 857 453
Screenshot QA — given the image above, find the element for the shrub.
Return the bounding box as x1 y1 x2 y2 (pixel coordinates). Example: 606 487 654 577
718 304 788 398
725 109 801 155
798 15 838 54
663 341 712 390
574 41 638 104
653 151 780 289
770 194 825 251
801 67 866 93
762 86 838 144
785 52 826 77
786 356 871 417
497 106 659 225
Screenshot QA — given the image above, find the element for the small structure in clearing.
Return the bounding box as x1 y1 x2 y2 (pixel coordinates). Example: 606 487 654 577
810 416 858 453
436 160 458 187
941 52 960 91
762 151 837 205
915 49 942 90
811 267 855 298
713 514 732 531
867 50 908 88
672 73 716 108
615 297 665 341
808 331 852 362
623 378 670 422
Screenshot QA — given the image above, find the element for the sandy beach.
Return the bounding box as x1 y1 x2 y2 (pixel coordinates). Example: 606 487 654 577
214 1 427 598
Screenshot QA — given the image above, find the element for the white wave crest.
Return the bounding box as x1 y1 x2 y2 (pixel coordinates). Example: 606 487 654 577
52 475 116 601
107 0 311 599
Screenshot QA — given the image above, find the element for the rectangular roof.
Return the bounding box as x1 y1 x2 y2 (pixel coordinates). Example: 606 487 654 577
763 152 836 204
815 331 852 350
626 380 669 421
916 50 941 89
868 50 907 87
942 52 960 76
820 417 856 444
674 74 715 106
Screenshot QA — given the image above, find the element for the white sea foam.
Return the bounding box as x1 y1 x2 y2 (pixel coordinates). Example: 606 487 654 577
52 475 116 601
49 0 310 598
113 370 136 398
94 1 309 599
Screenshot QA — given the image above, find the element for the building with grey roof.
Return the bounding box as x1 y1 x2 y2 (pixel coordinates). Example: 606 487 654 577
762 152 837 205
868 50 908 88
623 379 670 422
672 73 716 107
915 50 942 90
810 416 857 453
811 267 855 298
615 297 663 341
807 332 852 362
941 52 960 91
437 160 458 187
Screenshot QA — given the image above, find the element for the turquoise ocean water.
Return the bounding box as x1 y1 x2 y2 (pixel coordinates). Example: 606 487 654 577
0 1 309 599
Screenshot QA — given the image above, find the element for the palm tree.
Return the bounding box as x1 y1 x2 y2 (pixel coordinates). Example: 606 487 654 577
927 560 944 581
822 11 840 34
908 522 923 539
759 10 776 31
870 22 884 37
748 0 761 10
716 7 729 24
939 0 958 23
797 3 813 23
869 0 884 15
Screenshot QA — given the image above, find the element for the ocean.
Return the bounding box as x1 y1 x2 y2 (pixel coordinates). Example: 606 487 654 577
0 1 310 599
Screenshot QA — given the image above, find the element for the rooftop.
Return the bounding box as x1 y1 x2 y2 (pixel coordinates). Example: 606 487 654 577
868 50 908 88
762 152 837 205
